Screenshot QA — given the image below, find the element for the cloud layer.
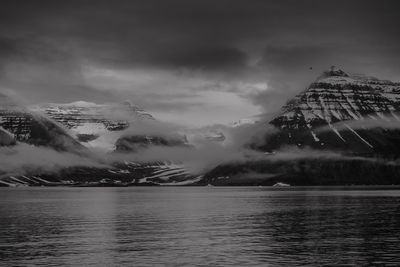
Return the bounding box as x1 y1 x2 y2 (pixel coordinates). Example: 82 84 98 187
1 0 400 125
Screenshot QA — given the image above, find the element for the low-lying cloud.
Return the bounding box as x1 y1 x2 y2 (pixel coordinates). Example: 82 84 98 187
316 118 400 134
0 120 384 178
0 143 107 176
2 104 400 179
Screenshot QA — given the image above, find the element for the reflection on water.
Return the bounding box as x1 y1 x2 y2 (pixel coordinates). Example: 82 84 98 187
1 187 400 266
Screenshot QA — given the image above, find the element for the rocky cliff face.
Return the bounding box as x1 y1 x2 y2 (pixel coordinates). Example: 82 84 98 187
265 67 400 155
35 100 153 130
272 67 400 129
32 100 155 150
0 93 83 151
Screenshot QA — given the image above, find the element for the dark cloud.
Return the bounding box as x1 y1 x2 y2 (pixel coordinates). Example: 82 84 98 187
2 0 399 69
155 46 248 69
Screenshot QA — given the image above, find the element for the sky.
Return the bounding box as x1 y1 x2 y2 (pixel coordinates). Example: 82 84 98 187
1 0 400 126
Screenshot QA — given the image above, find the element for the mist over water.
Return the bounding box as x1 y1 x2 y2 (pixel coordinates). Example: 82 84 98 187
1 187 400 266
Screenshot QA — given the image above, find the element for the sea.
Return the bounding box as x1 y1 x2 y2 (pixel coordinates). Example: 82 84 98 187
1 186 400 266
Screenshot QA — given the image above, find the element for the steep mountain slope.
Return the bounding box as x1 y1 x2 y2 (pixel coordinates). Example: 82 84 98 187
0 93 83 151
32 101 154 150
264 67 400 155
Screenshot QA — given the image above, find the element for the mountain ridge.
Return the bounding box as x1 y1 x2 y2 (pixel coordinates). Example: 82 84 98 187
264 66 400 155
31 100 155 150
0 92 84 151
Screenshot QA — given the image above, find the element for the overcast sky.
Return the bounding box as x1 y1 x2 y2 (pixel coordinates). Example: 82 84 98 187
1 0 400 126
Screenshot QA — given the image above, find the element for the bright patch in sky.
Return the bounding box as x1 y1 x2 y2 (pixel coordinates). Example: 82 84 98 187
83 66 266 126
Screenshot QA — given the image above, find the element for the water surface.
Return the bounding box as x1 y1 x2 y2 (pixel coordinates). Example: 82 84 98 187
1 187 400 266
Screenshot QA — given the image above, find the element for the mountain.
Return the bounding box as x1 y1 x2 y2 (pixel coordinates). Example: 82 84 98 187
1 97 200 186
31 100 154 151
0 93 83 151
205 67 400 186
4 67 400 187
263 66 400 155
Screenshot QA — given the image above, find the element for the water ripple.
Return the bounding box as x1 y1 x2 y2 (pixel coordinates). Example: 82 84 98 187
1 187 400 266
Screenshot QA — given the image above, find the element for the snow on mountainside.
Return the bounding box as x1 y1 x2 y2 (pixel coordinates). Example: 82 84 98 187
0 92 83 151
0 161 203 187
0 95 203 186
31 100 154 150
266 66 400 154
203 67 400 186
0 96 200 186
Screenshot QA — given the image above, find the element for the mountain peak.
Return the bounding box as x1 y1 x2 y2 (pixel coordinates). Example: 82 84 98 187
272 67 400 130
319 66 349 79
267 68 400 154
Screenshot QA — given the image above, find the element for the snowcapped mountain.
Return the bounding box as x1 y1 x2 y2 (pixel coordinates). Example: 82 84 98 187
4 67 400 187
272 66 400 129
0 96 200 186
31 100 154 151
0 93 83 151
203 67 400 186
265 66 400 155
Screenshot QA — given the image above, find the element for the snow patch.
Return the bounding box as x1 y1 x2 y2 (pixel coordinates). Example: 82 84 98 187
344 123 373 148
